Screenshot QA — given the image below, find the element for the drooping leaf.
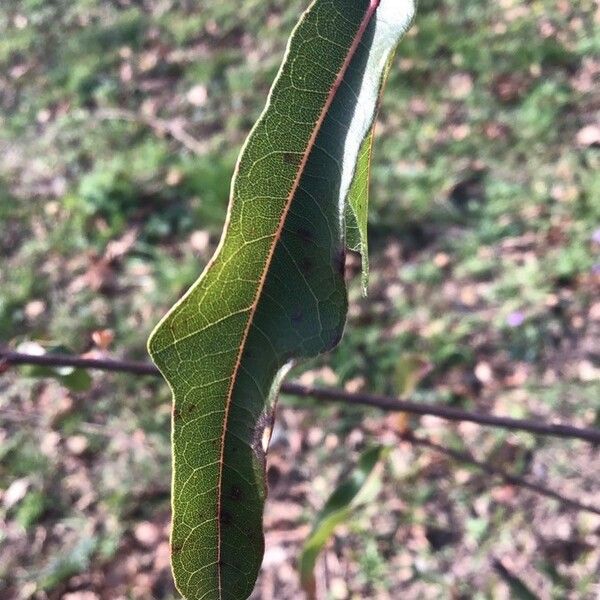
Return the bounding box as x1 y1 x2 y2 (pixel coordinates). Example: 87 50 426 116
345 51 396 293
391 353 432 433
299 445 390 597
345 128 374 292
492 559 540 600
148 1 417 598
395 353 432 398
17 342 92 392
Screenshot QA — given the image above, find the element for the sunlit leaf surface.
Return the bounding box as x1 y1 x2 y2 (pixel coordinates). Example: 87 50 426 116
148 1 416 598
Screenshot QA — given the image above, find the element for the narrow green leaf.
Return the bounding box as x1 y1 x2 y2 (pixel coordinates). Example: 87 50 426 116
345 52 396 293
17 342 92 392
395 353 432 398
148 1 416 598
299 445 389 596
345 128 373 292
492 559 540 600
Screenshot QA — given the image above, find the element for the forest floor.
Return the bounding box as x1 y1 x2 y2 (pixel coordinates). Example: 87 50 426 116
1 0 599 598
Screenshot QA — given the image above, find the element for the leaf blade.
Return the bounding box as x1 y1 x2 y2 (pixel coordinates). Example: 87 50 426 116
346 128 374 291
345 51 397 293
299 445 390 596
148 1 416 598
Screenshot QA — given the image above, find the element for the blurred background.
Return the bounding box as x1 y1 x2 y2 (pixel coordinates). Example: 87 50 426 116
1 0 599 598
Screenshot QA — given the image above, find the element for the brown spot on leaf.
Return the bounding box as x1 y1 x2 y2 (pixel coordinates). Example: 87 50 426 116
283 152 300 166
245 527 258 542
296 227 313 243
230 485 243 501
221 510 233 526
300 257 314 274
171 543 182 555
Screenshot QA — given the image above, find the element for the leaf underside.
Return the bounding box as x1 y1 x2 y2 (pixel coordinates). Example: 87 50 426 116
148 1 416 598
346 51 396 293
345 128 374 292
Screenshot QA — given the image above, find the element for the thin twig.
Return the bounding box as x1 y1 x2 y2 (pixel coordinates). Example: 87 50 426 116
404 432 600 516
1 349 600 443
1 350 158 375
281 383 600 444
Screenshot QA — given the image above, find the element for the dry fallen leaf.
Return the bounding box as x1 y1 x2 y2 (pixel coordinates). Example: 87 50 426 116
62 593 100 600
474 361 494 385
187 84 208 106
66 435 89 456
448 72 473 99
3 478 30 509
576 124 600 147
24 299 46 320
91 328 114 350
134 521 161 548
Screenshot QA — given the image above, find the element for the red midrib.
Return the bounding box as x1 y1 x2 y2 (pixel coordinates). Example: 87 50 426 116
214 1 381 596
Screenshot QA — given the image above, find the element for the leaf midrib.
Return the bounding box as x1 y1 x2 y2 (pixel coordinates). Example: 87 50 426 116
214 1 381 595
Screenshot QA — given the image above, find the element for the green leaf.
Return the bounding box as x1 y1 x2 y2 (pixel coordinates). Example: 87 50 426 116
15 490 46 530
346 52 395 293
395 353 432 398
17 342 92 392
148 1 416 598
39 531 98 591
493 559 540 600
299 445 389 597
345 128 374 292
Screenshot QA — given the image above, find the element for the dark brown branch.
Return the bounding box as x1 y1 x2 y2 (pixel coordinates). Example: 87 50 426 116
1 349 159 376
2 349 599 444
404 432 600 516
281 383 600 444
